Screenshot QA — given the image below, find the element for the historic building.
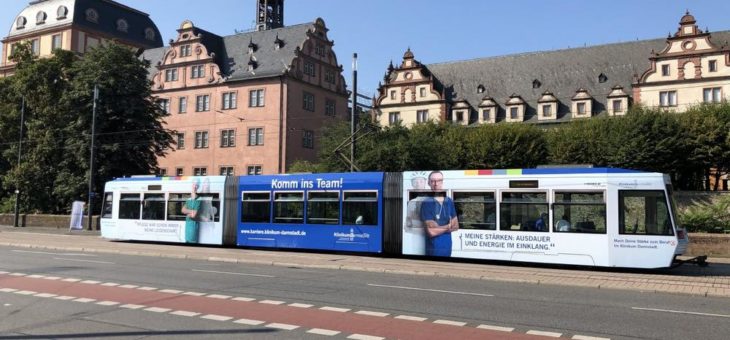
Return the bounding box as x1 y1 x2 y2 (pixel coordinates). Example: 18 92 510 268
374 12 730 127
1 0 162 77
142 0 349 176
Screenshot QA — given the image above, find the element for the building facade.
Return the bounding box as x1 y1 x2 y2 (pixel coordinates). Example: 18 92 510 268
1 0 162 77
142 0 348 176
374 12 730 127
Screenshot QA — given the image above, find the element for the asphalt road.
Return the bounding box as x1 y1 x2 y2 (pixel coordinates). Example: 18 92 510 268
1 246 729 340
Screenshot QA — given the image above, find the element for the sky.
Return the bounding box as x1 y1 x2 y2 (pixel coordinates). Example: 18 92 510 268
3 0 730 99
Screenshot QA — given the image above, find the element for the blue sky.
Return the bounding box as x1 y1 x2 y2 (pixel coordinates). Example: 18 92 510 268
3 0 730 99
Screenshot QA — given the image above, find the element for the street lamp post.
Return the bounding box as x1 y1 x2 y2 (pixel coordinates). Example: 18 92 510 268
350 53 358 172
13 97 25 228
87 84 98 231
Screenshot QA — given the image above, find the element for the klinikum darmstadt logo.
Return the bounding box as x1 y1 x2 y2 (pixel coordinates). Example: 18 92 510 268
334 228 370 242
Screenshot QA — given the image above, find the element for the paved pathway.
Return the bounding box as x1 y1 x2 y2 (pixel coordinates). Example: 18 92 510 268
1 225 729 298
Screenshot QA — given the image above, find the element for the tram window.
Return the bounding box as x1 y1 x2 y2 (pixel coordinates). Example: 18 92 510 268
101 192 113 219
307 191 340 225
241 192 270 223
119 193 141 220
619 190 673 236
142 193 166 220
553 192 606 233
500 192 548 232
406 191 432 231
167 193 190 221
274 192 304 224
454 192 496 230
198 193 220 222
343 191 378 226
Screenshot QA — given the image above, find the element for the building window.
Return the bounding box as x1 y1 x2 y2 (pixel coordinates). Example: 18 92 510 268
325 70 335 84
116 19 128 32
176 133 185 149
390 90 396 100
179 97 187 113
144 28 156 41
482 109 490 121
659 91 677 107
196 95 210 112
302 130 314 149
661 64 670 76
509 107 518 119
193 167 207 176
176 167 184 176
56 6 68 20
577 102 586 114
85 8 98 23
456 111 465 123
180 45 191 57
325 99 336 116
417 110 429 123
222 92 237 110
249 89 264 107
165 69 178 82
542 105 552 117
221 129 235 147
304 61 316 76
248 128 264 146
158 168 167 176
388 112 400 125
194 131 209 149
191 65 205 78
247 165 263 176
703 87 722 103
16 16 26 29
158 99 170 114
30 39 40 56
709 60 717 72
315 44 325 56
612 100 623 112
220 166 234 176
51 34 62 50
303 92 315 111
420 88 426 97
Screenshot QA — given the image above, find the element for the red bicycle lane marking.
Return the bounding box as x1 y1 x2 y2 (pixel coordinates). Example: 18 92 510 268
0 274 545 340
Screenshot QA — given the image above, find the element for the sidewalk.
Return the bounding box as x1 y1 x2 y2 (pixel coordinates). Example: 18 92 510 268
1 225 729 298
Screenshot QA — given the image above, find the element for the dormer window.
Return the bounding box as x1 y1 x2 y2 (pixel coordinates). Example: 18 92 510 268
709 60 718 72
477 85 485 94
661 64 670 76
532 79 541 89
571 88 593 118
57 6 68 19
145 28 156 41
248 39 257 54
15 16 26 29
598 73 608 83
116 19 128 33
85 8 99 23
248 57 258 71
180 45 191 57
274 35 284 49
36 11 47 25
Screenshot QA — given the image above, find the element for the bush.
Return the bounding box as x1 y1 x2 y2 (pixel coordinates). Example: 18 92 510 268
679 195 730 232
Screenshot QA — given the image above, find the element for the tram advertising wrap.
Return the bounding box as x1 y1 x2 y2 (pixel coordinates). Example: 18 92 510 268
237 172 384 253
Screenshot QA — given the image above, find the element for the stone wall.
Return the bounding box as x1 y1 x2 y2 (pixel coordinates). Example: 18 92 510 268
0 214 99 230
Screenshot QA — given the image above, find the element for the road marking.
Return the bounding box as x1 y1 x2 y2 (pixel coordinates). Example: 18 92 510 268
52 258 114 264
289 303 313 308
145 307 171 313
207 294 231 299
395 315 427 322
201 314 233 321
259 300 285 305
368 284 494 297
265 323 299 330
73 298 96 303
138 286 157 291
477 324 514 332
234 318 265 326
120 304 145 309
434 319 466 326
12 250 96 257
101 282 120 287
183 291 206 296
159 289 183 294
171 310 200 317
34 293 57 298
80 280 101 284
0 271 9 274
632 307 730 318
320 306 351 313
61 278 80 282
192 269 275 278
119 284 139 289
15 290 37 295
573 335 611 340
96 301 120 306
308 328 341 336
233 296 256 302
10 273 26 276
527 330 562 337
53 296 75 300
355 310 389 317
0 288 18 293
27 274 45 279
347 334 384 340
42 276 61 280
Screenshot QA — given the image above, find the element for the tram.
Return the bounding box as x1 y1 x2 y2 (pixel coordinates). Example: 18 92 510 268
100 168 689 268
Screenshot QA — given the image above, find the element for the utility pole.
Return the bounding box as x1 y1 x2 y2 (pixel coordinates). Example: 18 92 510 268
350 53 357 172
87 84 98 231
13 97 25 228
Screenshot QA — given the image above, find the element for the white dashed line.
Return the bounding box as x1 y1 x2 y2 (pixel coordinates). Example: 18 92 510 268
80 280 101 284
259 300 285 305
434 319 466 326
27 274 45 279
42 276 61 280
34 293 57 298
232 296 256 302
632 307 730 318
395 315 427 322
10 273 26 276
144 307 171 313
201 314 233 321
347 334 384 340
96 301 120 306
53 258 114 264
159 289 183 294
101 282 120 287
477 324 514 332
572 335 611 340
15 290 37 295
234 318 265 326
355 310 389 317
368 284 493 297
138 286 157 291
289 303 313 308
171 310 201 317
118 284 139 289
61 278 80 282
120 304 145 309
320 306 351 313
182 291 206 296
53 296 75 301
527 330 562 337
265 323 300 330
206 294 231 299
192 269 275 278
307 328 341 336
0 288 18 293
0 271 9 274
73 298 96 303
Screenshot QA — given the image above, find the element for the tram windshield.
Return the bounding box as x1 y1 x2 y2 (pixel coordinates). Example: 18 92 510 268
618 190 674 236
